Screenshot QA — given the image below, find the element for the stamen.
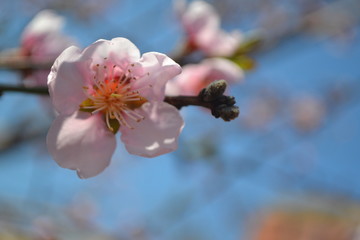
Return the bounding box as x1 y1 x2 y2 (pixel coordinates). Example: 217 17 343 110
114 111 133 129
105 112 113 131
79 62 147 132
122 107 145 122
110 93 122 98
79 106 97 109
123 98 142 101
91 105 108 114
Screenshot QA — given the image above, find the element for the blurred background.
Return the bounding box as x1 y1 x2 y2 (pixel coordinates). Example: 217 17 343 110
0 0 360 239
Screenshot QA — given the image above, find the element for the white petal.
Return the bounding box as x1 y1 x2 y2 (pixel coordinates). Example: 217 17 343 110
131 52 182 101
47 111 116 178
202 58 244 83
22 10 64 38
81 37 141 66
48 46 87 115
120 102 184 157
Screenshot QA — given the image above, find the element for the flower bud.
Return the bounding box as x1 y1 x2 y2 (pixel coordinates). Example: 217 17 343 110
213 105 240 122
200 79 227 102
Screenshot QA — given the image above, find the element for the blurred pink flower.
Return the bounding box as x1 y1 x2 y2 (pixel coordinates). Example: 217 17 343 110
291 95 326 132
177 0 242 57
47 38 184 178
242 91 280 130
20 10 75 86
166 58 243 96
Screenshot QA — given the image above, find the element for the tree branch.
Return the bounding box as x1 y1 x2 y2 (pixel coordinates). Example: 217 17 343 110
164 95 212 109
0 55 53 70
0 80 239 121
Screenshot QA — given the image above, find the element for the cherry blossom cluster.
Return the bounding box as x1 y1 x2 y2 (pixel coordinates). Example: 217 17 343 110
16 0 245 178
20 10 76 86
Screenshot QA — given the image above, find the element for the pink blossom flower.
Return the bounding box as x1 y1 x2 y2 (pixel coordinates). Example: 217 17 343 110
47 38 184 178
166 58 243 96
291 95 326 132
21 10 75 86
177 0 242 57
242 91 280 129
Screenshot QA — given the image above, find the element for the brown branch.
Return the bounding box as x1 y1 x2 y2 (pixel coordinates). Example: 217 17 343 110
164 95 212 109
0 80 239 121
0 55 54 71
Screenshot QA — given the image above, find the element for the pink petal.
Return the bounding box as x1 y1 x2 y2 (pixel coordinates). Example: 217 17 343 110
81 38 140 66
48 46 88 115
47 111 116 178
181 1 220 40
120 102 184 157
21 10 76 87
21 10 65 44
201 30 242 57
179 1 242 57
202 58 244 84
166 64 209 96
131 52 182 101
36 32 76 59
166 58 243 96
21 10 76 60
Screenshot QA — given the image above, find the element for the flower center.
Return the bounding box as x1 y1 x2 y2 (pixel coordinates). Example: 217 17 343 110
79 63 148 133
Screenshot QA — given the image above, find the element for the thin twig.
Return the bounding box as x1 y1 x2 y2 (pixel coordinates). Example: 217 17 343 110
164 95 212 109
0 55 53 70
0 81 239 121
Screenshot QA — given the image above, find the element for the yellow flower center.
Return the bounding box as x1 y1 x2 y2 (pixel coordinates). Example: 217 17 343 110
79 63 148 133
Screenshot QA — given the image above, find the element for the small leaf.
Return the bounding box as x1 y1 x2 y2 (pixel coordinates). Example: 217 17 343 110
229 55 256 71
235 33 262 55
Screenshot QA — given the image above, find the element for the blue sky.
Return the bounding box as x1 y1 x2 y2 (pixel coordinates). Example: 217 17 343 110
0 0 360 239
